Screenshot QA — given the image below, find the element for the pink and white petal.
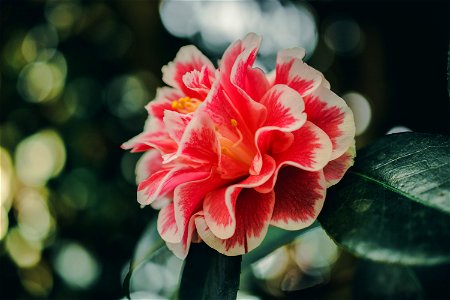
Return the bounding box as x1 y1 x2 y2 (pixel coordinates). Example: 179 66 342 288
157 203 181 243
162 45 215 97
218 33 268 131
196 189 275 256
259 84 306 131
276 48 306 63
304 85 355 159
169 111 220 164
272 121 333 171
250 130 293 175
271 167 326 230
255 122 332 193
121 117 178 154
166 212 203 259
135 149 163 184
173 172 227 248
182 65 214 98
324 142 355 187
230 50 270 101
201 79 260 151
250 84 306 175
274 51 323 97
145 87 184 120
163 110 193 143
137 167 210 206
204 155 276 239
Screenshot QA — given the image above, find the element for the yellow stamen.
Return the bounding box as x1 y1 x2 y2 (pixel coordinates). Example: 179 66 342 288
171 96 201 113
230 119 238 127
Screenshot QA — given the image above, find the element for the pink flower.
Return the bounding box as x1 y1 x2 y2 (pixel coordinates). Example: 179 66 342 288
123 33 355 259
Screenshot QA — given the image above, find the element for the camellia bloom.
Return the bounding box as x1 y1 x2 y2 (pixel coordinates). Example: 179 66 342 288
123 33 355 259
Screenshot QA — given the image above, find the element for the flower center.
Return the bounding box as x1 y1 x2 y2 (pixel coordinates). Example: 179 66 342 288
218 119 254 168
171 96 202 114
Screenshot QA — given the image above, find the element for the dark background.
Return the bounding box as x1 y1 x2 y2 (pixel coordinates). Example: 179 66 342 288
0 0 449 299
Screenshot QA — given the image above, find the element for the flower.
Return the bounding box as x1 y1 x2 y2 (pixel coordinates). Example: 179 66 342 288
123 33 355 259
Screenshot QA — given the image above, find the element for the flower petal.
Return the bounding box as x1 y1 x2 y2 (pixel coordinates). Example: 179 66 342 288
204 155 275 239
163 110 193 144
121 118 178 154
259 84 306 130
166 212 202 259
272 121 332 171
135 149 163 184
137 167 210 206
162 45 215 98
196 188 275 256
255 121 332 193
182 65 214 99
251 84 307 174
173 172 226 249
304 85 355 159
157 202 180 243
218 33 268 131
166 111 220 164
271 167 326 230
323 142 355 187
274 48 323 97
145 87 184 120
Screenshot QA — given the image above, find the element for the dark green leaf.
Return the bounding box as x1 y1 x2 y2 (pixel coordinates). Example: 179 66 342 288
178 243 241 300
319 132 450 265
353 260 424 300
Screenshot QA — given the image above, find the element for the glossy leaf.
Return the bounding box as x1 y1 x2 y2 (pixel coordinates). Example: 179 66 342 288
319 132 450 265
353 260 424 300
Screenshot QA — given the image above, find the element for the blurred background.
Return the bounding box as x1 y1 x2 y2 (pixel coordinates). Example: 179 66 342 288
0 0 449 299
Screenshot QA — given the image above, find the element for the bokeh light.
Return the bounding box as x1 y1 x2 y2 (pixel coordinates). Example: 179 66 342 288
15 130 66 187
54 242 101 290
324 15 364 55
343 92 372 136
5 227 43 268
16 187 54 242
19 261 54 297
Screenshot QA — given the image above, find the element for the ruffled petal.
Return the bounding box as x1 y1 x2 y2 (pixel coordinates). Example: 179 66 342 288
162 45 215 98
145 87 184 120
218 33 268 132
163 110 193 144
274 48 323 97
251 84 307 174
203 155 275 239
196 188 275 256
137 167 210 206
166 212 202 259
121 117 178 154
166 111 220 164
272 121 332 171
323 142 355 187
271 167 326 230
172 172 226 251
157 203 180 243
304 85 355 159
182 65 214 99
135 149 163 184
255 121 332 193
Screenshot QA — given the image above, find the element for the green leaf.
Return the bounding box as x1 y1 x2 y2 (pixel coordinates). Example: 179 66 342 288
178 243 241 300
319 132 450 266
353 260 424 300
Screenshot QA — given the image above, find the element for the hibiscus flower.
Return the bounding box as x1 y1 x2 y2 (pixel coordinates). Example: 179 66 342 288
123 33 355 259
